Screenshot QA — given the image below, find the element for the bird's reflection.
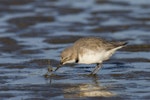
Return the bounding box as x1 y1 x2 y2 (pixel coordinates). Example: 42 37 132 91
64 84 115 98
63 75 116 98
46 74 116 98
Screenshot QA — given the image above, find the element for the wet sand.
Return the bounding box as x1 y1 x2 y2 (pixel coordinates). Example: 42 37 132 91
0 0 150 100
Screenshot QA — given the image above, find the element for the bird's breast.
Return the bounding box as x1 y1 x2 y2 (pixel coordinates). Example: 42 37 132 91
78 50 106 64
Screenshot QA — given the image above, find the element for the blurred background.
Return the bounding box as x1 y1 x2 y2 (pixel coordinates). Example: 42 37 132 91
0 0 149 100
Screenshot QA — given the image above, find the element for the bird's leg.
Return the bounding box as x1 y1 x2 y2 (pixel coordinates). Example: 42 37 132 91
90 63 102 75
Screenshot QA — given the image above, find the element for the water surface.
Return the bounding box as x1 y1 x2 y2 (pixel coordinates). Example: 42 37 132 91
0 0 149 100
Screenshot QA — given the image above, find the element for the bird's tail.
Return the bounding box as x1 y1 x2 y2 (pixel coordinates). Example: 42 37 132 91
115 41 128 47
112 41 128 50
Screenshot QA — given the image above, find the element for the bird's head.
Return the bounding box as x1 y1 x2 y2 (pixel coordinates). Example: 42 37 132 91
54 46 76 71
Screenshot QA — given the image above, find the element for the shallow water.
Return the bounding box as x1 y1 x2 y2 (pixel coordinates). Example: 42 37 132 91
0 0 149 100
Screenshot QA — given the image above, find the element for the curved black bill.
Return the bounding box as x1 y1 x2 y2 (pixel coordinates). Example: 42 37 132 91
54 64 62 72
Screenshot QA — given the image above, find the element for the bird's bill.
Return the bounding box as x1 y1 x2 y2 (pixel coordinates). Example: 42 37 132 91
54 64 62 72
54 66 60 71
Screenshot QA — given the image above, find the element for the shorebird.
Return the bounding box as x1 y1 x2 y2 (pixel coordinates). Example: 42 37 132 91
54 37 127 75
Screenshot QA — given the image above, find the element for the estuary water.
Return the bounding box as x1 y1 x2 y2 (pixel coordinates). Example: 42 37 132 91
0 0 149 100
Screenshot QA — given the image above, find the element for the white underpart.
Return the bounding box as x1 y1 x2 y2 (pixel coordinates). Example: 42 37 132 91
78 49 106 64
78 47 122 64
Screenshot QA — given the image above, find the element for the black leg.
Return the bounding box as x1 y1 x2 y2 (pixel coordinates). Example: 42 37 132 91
90 63 102 75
